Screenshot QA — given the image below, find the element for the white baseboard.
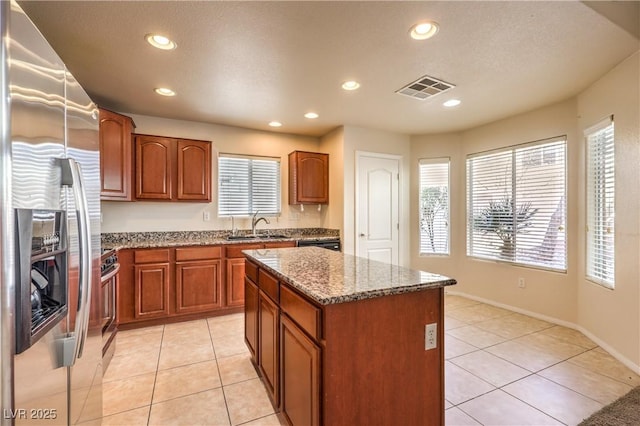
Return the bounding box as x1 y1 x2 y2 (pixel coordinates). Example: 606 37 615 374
444 289 640 375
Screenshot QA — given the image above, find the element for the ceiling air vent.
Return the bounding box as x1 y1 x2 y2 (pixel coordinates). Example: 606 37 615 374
396 75 455 100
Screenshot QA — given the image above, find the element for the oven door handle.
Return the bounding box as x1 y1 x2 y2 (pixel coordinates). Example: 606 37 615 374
61 158 92 364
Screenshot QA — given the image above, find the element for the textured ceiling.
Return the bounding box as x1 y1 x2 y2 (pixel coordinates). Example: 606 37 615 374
18 1 640 137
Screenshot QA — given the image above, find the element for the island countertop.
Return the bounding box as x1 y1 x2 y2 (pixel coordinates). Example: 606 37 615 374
243 246 456 305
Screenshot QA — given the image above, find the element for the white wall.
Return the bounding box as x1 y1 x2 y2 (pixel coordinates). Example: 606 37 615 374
101 114 328 233
342 126 411 265
576 51 640 369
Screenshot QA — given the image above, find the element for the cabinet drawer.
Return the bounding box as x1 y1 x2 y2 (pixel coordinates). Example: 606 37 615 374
176 246 221 261
258 269 279 303
245 260 259 283
280 285 321 341
134 249 170 264
226 243 263 259
264 241 296 249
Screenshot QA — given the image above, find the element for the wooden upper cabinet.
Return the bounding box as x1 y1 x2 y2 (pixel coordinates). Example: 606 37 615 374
289 151 329 204
134 134 212 202
99 108 134 201
135 135 173 200
177 139 211 201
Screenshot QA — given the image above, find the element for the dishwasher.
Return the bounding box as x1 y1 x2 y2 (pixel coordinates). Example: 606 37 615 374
296 238 341 251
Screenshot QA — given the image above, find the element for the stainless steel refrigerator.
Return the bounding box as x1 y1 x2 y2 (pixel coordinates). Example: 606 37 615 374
1 1 102 424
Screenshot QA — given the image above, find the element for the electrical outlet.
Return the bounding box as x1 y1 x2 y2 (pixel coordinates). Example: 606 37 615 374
425 323 437 350
203 211 211 222
518 277 526 288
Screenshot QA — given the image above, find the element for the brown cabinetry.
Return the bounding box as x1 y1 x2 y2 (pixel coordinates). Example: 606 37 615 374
133 249 170 320
281 314 320 426
175 247 222 314
289 151 329 205
245 258 445 426
99 108 134 201
134 134 211 202
244 277 259 360
225 241 295 309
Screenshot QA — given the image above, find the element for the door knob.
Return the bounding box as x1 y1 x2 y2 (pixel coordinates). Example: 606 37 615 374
359 233 366 237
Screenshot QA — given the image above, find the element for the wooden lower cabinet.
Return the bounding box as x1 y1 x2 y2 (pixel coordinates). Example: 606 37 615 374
175 259 222 313
245 260 445 426
226 258 247 307
258 291 280 407
281 314 320 426
134 262 170 320
244 278 259 360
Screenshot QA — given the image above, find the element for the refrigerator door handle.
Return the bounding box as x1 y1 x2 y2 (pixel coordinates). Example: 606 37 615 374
61 158 92 364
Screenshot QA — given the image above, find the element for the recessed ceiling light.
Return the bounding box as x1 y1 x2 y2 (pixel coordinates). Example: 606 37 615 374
304 112 319 119
410 21 439 40
342 80 360 91
145 33 177 50
154 87 176 97
443 99 461 107
268 121 282 127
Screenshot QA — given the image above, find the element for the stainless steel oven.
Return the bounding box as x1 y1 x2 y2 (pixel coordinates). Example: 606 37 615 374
100 249 119 372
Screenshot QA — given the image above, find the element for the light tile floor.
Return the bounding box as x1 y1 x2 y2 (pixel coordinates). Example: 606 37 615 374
82 295 639 425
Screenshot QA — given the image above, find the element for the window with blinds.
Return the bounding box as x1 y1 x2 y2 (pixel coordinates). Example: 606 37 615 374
466 137 567 270
218 154 281 216
586 117 615 288
419 158 450 255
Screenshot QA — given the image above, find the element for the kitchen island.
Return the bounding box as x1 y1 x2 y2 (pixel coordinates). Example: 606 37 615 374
243 247 456 426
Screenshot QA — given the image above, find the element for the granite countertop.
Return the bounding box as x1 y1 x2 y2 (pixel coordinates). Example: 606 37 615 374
101 228 339 250
243 246 456 305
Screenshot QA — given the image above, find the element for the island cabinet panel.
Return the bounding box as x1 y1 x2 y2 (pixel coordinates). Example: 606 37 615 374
322 288 444 426
244 277 259 360
281 314 321 426
175 260 222 314
280 286 321 341
289 151 329 205
258 291 280 408
99 108 134 201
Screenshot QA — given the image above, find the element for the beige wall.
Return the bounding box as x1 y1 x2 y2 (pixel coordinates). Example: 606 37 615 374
576 51 640 369
410 51 640 371
412 99 580 323
319 126 345 235
101 114 326 233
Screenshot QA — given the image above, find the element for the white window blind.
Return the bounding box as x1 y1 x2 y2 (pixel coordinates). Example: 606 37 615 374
218 154 281 216
586 117 615 288
467 137 567 270
419 158 450 255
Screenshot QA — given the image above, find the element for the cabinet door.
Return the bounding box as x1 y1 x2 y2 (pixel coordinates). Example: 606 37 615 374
134 262 170 319
244 278 259 361
226 258 246 307
289 151 329 204
281 314 321 426
135 135 173 200
259 291 280 407
99 109 133 200
177 139 211 201
175 260 222 313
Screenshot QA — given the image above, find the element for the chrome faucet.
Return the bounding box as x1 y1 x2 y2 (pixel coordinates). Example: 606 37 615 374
251 210 270 236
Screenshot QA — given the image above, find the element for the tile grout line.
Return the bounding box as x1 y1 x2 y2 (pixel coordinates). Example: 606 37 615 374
207 319 234 426
146 324 165 426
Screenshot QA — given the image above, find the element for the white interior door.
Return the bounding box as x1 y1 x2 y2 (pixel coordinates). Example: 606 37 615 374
356 152 400 265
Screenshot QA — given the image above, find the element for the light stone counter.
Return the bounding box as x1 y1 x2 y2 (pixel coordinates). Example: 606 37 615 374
101 228 339 249
243 246 456 305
